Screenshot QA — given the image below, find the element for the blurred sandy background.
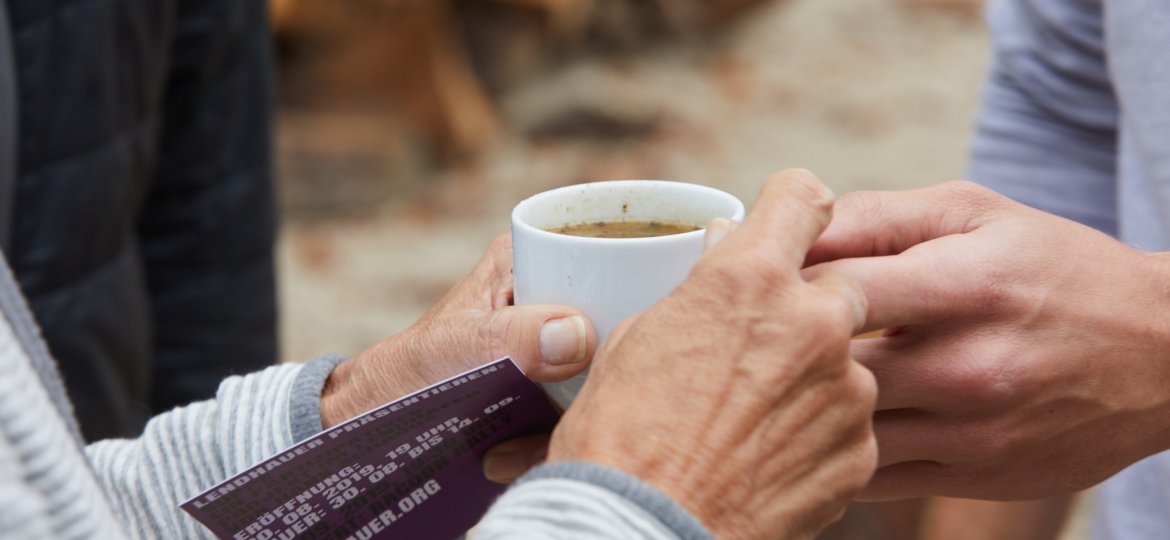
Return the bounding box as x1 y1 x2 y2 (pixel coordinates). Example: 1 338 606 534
274 0 988 361
269 0 1089 538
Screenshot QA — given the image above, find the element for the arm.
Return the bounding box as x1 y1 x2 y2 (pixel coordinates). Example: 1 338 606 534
85 359 341 539
87 236 596 538
0 431 55 538
137 0 278 412
807 181 1170 501
967 0 1119 234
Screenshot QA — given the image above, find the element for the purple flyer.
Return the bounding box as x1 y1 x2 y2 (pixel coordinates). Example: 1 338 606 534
181 357 560 540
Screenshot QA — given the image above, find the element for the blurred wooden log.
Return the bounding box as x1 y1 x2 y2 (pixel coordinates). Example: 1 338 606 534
492 0 594 37
269 0 780 162
652 0 770 31
271 0 295 29
420 1 501 159
271 0 503 161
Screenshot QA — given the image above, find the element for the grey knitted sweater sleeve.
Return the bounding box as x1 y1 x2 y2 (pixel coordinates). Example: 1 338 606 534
82 356 707 540
476 462 715 540
0 250 352 539
86 362 325 538
84 362 710 540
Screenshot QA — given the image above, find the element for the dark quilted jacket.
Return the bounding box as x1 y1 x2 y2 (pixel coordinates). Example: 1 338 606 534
0 0 278 441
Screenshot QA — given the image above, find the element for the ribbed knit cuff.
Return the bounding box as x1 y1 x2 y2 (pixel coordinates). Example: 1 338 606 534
519 461 714 540
287 354 348 443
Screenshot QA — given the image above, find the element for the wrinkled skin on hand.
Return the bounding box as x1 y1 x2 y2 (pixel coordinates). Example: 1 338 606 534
321 235 598 428
551 170 879 540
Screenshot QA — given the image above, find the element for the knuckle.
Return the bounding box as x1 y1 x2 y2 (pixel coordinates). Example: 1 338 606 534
967 265 1024 317
471 234 515 280
489 233 512 252
941 179 990 197
801 313 844 353
945 357 1015 407
847 364 879 411
833 430 879 503
799 328 836 362
787 167 831 194
823 366 877 440
940 180 999 212
764 169 835 204
851 432 880 484
801 195 836 233
695 249 793 295
778 299 854 374
782 167 819 181
945 364 993 400
822 287 862 331
803 292 856 343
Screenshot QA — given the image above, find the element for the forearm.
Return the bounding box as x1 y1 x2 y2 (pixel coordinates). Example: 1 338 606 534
85 361 711 539
85 356 343 538
477 462 714 540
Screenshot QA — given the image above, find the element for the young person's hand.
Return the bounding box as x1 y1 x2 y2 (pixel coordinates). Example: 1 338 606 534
808 181 1170 500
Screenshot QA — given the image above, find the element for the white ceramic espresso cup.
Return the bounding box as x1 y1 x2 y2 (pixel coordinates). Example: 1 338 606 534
511 180 746 408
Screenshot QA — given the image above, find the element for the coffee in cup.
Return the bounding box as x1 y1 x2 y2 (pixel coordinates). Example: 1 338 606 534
546 220 701 239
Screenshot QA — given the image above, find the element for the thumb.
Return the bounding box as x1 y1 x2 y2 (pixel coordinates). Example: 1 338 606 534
474 305 598 382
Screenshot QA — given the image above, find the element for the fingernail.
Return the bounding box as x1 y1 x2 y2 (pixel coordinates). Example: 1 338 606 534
703 218 733 252
539 316 587 365
484 450 528 483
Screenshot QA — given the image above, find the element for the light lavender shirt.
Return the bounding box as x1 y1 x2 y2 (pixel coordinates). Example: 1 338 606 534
969 1 1170 537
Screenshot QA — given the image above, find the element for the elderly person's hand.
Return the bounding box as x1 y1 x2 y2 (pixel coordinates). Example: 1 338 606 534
319 235 598 428
547 170 878 539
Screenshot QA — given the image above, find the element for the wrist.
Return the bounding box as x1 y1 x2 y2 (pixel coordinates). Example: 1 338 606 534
548 416 741 538
289 354 350 441
319 333 430 428
515 461 716 540
1138 251 1170 454
1141 251 1170 355
319 358 364 428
